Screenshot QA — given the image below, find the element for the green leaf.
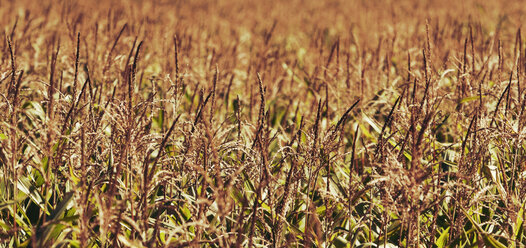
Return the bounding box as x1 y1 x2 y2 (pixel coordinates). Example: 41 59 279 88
332 235 348 248
461 207 507 248
242 171 256 193
514 205 524 243
436 227 450 248
17 177 48 214
28 101 46 120
49 192 74 221
40 192 75 245
180 204 191 221
153 109 164 130
459 95 486 104
361 113 381 134
0 200 17 211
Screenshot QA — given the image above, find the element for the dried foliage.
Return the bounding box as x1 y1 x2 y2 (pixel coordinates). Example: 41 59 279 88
1 0 526 247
